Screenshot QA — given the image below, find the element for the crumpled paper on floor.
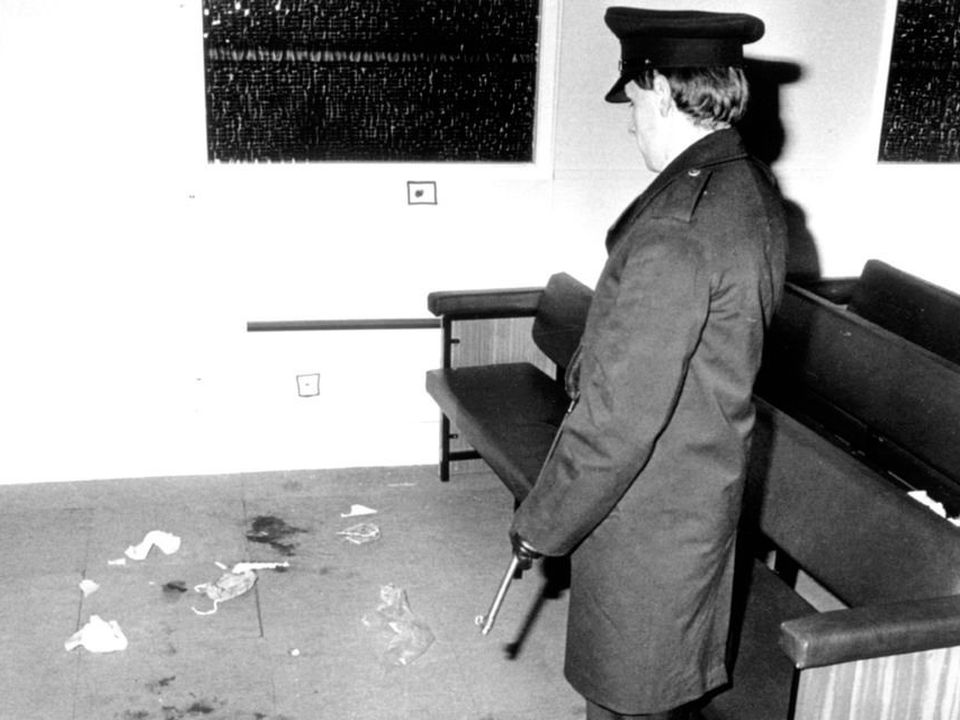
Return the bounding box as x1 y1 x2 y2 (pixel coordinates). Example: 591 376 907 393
78 579 100 597
361 584 435 667
65 615 128 653
340 504 378 518
124 530 182 560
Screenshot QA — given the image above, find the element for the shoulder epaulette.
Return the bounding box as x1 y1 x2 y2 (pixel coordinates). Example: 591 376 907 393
652 167 713 223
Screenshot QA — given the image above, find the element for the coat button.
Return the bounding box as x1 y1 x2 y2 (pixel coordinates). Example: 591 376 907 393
688 168 701 177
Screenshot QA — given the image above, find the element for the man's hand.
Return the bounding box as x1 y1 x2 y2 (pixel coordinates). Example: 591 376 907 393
510 531 542 571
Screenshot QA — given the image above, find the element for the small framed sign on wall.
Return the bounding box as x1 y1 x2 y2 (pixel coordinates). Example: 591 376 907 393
202 0 542 163
879 0 960 162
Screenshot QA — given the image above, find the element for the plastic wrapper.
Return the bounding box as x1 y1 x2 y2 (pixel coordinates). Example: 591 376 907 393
191 561 289 615
337 522 381 545
361 584 435 667
192 568 257 615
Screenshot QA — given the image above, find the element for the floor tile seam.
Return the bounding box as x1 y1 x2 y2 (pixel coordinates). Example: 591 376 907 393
70 649 82 720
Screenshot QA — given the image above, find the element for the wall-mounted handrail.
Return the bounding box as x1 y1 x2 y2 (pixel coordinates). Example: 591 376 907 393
247 318 441 332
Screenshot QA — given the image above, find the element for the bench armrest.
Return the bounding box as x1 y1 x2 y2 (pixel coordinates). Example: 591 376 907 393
792 276 860 304
427 286 544 319
780 594 960 669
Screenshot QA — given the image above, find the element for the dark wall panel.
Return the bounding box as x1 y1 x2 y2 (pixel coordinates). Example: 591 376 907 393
203 0 541 163
879 0 960 162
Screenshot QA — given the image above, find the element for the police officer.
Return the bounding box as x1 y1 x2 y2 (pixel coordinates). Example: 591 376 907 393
510 8 788 719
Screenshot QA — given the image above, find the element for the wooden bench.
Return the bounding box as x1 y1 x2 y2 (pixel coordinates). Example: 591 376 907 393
425 271 960 719
701 398 960 719
425 272 592 498
799 258 960 367
755 281 960 514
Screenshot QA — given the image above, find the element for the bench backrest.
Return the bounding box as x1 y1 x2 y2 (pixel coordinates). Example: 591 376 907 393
531 272 593 371
756 283 960 511
849 259 960 367
746 401 960 607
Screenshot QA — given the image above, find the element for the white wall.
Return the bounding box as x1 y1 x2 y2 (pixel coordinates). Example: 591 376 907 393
1 0 957 484
549 0 915 279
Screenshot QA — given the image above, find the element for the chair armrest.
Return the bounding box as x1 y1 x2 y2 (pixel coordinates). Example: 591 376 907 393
427 286 544 319
792 276 860 304
780 594 960 669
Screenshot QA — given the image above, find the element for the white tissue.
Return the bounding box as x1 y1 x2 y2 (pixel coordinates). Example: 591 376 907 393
908 490 960 527
65 615 128 653
124 530 182 560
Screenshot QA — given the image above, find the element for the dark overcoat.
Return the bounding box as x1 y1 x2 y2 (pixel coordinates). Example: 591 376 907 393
511 128 787 714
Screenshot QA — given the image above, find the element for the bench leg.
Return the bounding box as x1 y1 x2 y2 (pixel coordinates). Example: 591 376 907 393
439 315 456 482
437 416 484 481
440 413 452 482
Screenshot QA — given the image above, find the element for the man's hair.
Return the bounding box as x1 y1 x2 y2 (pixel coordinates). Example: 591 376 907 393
634 66 750 129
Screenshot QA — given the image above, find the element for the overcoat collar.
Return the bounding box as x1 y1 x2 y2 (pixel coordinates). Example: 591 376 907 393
606 128 750 252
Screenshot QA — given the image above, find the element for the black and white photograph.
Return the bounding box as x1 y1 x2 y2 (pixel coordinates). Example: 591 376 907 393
2 0 960 718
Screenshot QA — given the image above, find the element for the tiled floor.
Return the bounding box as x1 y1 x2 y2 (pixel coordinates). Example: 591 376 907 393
0 466 583 720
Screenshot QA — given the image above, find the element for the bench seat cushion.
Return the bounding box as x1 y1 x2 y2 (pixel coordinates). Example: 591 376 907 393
425 362 568 500
701 560 815 720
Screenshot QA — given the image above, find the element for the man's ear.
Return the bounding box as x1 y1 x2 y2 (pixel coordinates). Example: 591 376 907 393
652 72 674 116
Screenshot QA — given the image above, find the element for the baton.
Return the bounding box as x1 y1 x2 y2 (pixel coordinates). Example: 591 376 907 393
474 553 522 635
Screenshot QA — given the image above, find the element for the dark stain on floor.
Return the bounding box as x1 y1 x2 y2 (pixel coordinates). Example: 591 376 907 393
160 699 218 719
162 580 188 600
121 700 292 720
245 515 305 556
146 675 177 694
